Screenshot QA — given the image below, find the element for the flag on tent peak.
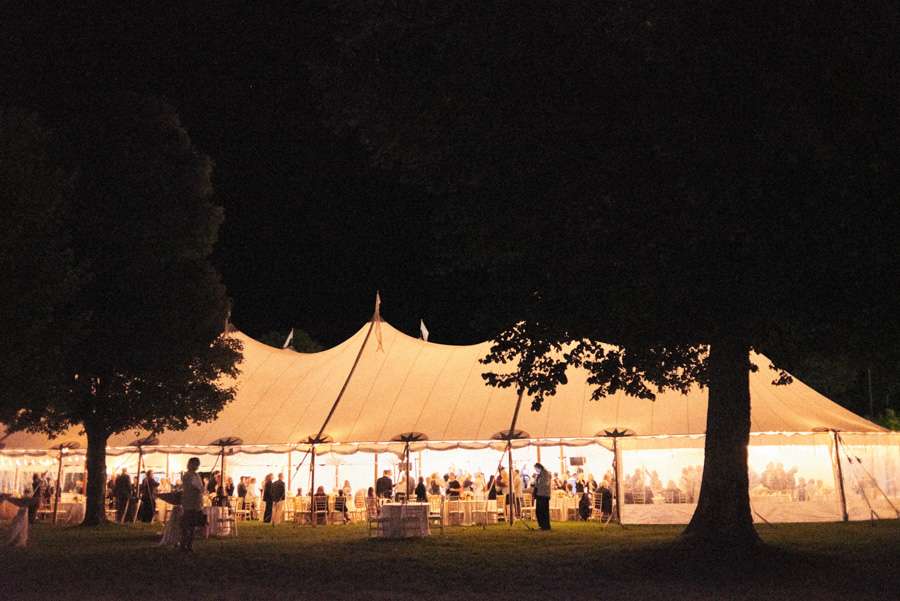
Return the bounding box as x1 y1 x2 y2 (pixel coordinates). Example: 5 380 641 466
374 292 383 351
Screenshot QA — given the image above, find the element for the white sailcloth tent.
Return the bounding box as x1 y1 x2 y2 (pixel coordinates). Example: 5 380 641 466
2 316 898 524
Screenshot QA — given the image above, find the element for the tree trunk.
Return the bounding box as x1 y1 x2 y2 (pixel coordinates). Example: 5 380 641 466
682 339 760 547
81 422 109 526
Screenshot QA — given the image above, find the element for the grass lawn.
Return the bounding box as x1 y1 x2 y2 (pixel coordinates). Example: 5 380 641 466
1 518 897 600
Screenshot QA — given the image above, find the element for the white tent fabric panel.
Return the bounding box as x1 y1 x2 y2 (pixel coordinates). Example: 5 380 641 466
0 318 888 456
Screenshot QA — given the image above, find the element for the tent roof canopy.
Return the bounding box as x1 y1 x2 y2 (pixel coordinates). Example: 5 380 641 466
1 318 886 456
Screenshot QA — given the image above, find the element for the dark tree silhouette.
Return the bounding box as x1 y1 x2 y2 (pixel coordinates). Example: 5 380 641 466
0 95 242 525
313 1 900 546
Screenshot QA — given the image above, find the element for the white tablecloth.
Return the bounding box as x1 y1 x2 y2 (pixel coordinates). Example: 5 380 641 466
377 502 430 539
549 496 579 521
444 499 498 526
160 506 182 547
204 506 231 536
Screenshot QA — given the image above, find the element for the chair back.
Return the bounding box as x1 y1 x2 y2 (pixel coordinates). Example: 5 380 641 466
314 495 328 512
365 498 379 519
333 496 346 512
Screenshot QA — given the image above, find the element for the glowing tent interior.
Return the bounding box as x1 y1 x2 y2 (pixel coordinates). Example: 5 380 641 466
2 316 898 524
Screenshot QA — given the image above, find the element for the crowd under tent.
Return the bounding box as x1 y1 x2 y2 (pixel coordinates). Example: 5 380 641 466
2 314 898 525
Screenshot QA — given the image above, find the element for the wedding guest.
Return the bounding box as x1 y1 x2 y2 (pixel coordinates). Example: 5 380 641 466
179 457 205 552
415 476 427 502
534 463 552 530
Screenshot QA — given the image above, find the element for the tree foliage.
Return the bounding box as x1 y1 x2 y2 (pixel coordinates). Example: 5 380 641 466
0 107 82 413
312 1 900 546
0 95 242 524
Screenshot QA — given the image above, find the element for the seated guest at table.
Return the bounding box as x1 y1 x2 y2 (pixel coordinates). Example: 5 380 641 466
335 489 352 523
376 470 393 499
665 480 681 503
367 487 376 502
313 486 329 524
415 476 427 502
578 488 591 521
342 479 353 497
599 479 614 514
212 484 229 507
224 476 235 497
486 475 497 500
462 473 473 493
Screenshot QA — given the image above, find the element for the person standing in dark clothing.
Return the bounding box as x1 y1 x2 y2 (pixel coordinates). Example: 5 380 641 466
262 473 274 523
534 463 552 530
114 468 132 523
375 470 393 499
137 470 159 523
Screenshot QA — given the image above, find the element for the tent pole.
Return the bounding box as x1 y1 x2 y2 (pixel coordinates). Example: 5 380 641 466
298 304 380 506
832 430 849 522
132 447 143 523
374 454 378 492
418 450 423 493
221 447 226 496
52 450 63 525
404 442 410 505
613 437 623 525
504 387 527 528
310 445 317 528
311 314 378 450
507 441 515 526
287 451 291 493
559 446 565 479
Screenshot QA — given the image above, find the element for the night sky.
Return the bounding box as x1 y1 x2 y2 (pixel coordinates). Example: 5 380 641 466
1 4 470 348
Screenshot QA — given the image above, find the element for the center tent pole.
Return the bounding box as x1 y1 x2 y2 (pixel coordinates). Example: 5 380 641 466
831 430 849 522
613 437 623 525
52 449 64 525
295 295 381 523
504 387 527 528
310 445 317 527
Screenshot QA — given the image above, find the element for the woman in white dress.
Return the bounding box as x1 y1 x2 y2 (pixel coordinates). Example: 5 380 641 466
473 473 486 499
245 477 259 520
0 492 41 547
